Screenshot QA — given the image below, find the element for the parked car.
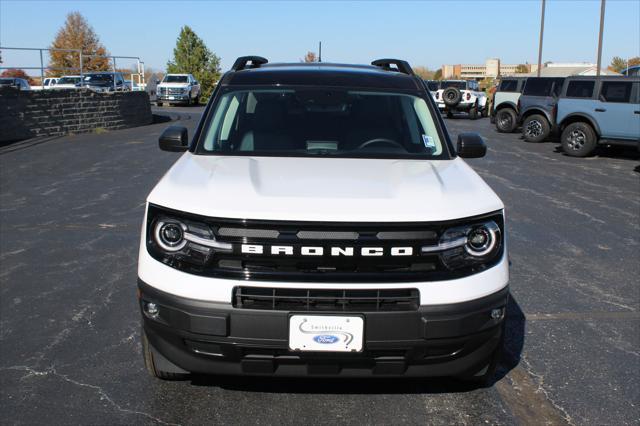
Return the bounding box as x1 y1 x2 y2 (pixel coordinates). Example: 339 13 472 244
491 77 527 133
0 77 30 91
424 79 440 101
77 72 129 92
621 65 640 77
434 80 488 119
31 77 59 90
156 74 201 106
139 56 509 382
518 77 565 142
557 76 640 157
54 75 82 89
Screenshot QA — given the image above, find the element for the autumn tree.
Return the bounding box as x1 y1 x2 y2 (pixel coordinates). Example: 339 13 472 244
48 12 110 75
609 56 640 73
413 66 436 80
433 69 443 80
1 69 35 84
514 64 529 73
167 26 221 101
302 51 318 63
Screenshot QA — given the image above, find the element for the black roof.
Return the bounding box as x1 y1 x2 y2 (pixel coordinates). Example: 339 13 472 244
220 62 423 91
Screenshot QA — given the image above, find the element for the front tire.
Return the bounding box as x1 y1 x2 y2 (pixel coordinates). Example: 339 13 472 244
561 122 597 157
495 108 517 133
142 328 188 380
522 114 550 142
156 102 163 107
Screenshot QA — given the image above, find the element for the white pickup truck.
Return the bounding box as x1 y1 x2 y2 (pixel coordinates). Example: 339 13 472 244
156 74 201 106
30 77 59 91
434 80 488 119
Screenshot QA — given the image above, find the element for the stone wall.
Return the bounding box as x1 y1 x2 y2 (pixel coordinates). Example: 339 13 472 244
0 88 153 142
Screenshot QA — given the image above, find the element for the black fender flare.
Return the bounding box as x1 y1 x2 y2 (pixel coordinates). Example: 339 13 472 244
520 107 554 125
559 112 601 136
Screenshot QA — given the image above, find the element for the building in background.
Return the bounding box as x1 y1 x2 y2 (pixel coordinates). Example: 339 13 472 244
441 58 618 80
521 62 619 77
442 59 538 79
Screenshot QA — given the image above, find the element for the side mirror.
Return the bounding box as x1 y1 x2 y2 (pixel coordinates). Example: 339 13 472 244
159 126 189 152
457 133 486 158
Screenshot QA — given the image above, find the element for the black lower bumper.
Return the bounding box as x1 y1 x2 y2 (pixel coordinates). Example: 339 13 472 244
138 279 508 377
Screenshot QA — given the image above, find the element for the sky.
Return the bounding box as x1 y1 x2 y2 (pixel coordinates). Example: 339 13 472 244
1 0 639 75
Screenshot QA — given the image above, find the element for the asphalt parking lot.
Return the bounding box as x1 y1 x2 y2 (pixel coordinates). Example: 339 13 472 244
1 105 638 425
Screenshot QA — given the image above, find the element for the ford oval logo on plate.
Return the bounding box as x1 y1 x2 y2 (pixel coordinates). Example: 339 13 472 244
313 335 340 344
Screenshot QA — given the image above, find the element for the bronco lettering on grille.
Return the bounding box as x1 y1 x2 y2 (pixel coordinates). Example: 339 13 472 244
240 244 414 256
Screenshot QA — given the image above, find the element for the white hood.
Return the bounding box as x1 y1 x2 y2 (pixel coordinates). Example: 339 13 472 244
157 82 189 88
147 155 503 222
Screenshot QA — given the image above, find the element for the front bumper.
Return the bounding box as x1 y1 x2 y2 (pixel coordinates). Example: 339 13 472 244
139 279 508 377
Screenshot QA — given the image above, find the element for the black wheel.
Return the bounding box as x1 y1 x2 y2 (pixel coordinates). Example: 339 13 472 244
481 104 489 118
194 95 200 105
561 122 597 157
142 328 188 380
495 108 517 133
522 114 550 142
156 102 163 107
186 94 192 106
442 87 462 107
469 104 478 120
446 110 454 119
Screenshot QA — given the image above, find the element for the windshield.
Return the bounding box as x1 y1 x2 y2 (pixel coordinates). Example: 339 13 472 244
58 77 80 84
441 81 466 90
84 74 113 82
199 88 446 159
163 75 188 83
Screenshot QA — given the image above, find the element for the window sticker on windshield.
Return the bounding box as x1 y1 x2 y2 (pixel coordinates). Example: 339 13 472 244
422 135 435 149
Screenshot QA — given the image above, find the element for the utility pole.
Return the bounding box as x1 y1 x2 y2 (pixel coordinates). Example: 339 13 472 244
318 41 322 63
596 0 606 77
537 0 546 77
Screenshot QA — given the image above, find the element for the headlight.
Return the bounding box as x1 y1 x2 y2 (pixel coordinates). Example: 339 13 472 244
148 213 232 266
422 219 502 270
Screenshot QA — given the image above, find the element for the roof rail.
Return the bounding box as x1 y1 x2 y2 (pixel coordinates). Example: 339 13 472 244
371 59 415 76
231 56 268 71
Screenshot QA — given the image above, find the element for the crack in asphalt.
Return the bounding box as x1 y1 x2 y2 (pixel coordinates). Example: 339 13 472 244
0 365 180 426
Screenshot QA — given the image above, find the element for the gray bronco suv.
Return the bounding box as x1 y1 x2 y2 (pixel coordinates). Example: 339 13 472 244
518 77 565 143
556 76 640 157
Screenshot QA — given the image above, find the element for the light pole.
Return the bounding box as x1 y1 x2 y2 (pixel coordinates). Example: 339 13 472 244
537 0 546 77
596 0 606 77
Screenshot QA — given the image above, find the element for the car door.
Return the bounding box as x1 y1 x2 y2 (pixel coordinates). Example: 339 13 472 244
596 80 637 140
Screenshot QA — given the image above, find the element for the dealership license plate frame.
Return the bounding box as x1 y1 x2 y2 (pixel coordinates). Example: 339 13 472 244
288 314 364 353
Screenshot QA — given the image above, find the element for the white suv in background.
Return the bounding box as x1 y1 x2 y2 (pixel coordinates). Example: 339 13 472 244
435 80 488 119
156 74 201 106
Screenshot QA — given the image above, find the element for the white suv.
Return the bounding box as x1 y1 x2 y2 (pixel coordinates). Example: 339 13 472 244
156 74 201 106
138 57 508 383
435 80 488 119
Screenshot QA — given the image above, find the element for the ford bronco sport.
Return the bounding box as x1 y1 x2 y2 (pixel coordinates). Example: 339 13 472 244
434 80 488 119
138 57 509 382
557 76 640 157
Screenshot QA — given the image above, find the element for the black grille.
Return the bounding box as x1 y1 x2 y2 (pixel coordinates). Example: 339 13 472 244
146 204 504 283
233 287 420 312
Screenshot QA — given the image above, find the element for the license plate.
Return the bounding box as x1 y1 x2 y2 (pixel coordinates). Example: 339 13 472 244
289 315 363 352
168 96 175 100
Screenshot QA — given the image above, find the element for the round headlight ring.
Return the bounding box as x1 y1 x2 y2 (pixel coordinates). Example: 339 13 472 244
464 223 499 257
154 220 187 252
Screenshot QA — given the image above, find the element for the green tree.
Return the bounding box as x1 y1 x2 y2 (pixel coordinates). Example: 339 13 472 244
433 68 442 80
167 26 221 102
49 12 110 75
